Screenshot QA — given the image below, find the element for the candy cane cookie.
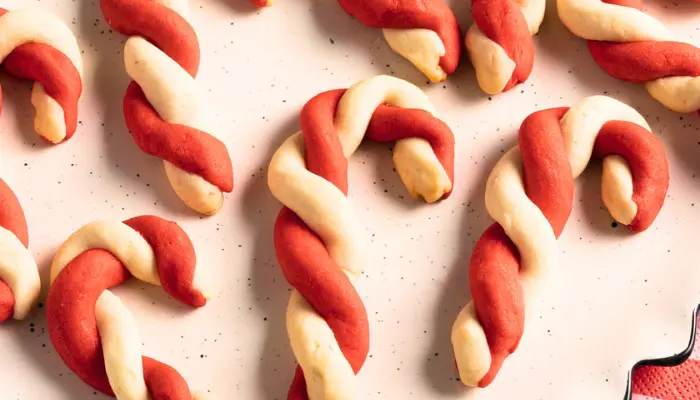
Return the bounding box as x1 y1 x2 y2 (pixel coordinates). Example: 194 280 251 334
0 8 84 321
47 215 216 400
100 0 233 215
452 96 669 387
337 0 461 82
251 1 461 82
0 181 38 323
268 75 455 399
465 0 545 94
558 0 700 114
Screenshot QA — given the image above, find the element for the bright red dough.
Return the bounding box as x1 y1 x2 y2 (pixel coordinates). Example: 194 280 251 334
469 108 669 387
47 215 206 399
274 89 454 399
250 0 461 76
471 0 535 91
0 179 28 322
0 8 83 143
100 0 234 193
336 0 461 76
588 0 700 113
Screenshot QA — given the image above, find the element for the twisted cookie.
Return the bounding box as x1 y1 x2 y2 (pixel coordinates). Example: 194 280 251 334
559 0 700 114
336 0 461 82
0 180 38 323
452 96 669 387
268 75 455 399
0 7 84 321
254 0 461 82
47 216 215 399
466 0 545 94
0 8 83 143
100 0 234 215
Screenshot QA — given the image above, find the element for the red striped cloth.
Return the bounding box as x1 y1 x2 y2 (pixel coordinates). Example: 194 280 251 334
631 315 700 399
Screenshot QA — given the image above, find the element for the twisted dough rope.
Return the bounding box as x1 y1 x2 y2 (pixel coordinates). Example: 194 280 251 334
47 215 216 400
0 180 38 323
0 7 84 322
452 96 670 387
268 75 455 400
558 0 700 114
252 0 461 83
100 0 233 215
466 0 545 94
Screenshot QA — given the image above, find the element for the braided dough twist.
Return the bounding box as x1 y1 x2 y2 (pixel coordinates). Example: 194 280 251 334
268 75 455 400
253 0 461 82
0 180 38 322
452 96 670 387
558 0 700 113
0 7 84 321
47 215 216 400
466 0 545 94
336 0 462 82
100 0 233 215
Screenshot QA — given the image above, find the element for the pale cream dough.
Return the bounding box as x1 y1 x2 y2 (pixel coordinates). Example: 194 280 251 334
268 75 452 399
465 0 546 94
50 219 213 399
0 226 40 320
121 0 226 216
558 0 700 113
452 95 651 386
96 291 150 400
0 9 83 143
383 29 446 83
50 220 210 297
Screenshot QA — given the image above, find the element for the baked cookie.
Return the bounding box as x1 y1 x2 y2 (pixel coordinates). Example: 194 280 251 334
268 75 455 399
336 0 462 82
558 0 700 114
0 7 84 322
47 215 216 400
252 0 461 82
452 96 669 387
100 0 234 215
466 0 545 94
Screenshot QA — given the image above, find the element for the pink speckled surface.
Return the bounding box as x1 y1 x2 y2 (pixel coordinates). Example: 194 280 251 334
0 0 699 399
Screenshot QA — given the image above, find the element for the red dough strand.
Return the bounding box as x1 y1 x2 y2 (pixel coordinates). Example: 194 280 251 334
47 216 206 399
471 0 536 91
336 0 461 75
586 0 700 113
274 89 454 399
100 0 233 194
0 178 28 322
469 108 669 387
0 8 82 142
0 7 80 321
